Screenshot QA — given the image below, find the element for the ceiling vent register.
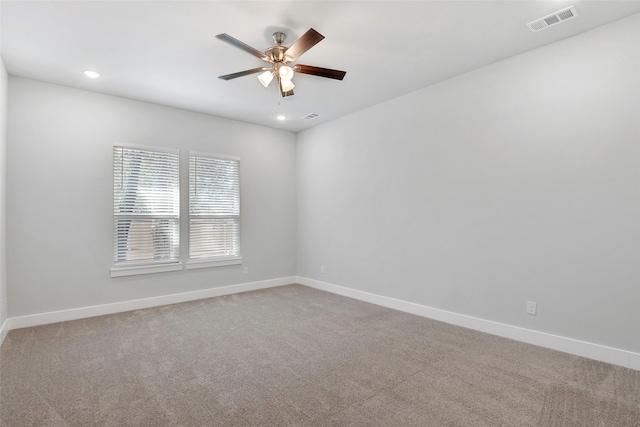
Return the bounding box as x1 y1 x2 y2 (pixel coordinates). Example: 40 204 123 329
302 113 320 120
527 6 578 33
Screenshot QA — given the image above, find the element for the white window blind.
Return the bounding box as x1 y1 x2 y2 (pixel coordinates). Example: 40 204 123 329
189 153 240 260
113 145 180 265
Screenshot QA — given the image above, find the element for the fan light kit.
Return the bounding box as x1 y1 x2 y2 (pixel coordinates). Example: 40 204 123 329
216 28 346 98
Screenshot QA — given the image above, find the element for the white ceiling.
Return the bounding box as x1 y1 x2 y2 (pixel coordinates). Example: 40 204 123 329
2 1 639 132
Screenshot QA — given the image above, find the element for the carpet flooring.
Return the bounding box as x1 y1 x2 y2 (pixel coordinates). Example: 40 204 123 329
1 284 638 426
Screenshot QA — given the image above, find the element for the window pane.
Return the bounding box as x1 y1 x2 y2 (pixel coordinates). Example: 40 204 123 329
189 156 239 216
114 147 179 215
189 218 239 259
114 218 180 263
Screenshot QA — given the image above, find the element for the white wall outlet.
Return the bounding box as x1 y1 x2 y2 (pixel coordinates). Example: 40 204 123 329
243 267 248 275
526 301 537 315
320 265 325 274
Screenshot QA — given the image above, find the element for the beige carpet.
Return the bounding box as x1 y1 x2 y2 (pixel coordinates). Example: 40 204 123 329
1 284 638 426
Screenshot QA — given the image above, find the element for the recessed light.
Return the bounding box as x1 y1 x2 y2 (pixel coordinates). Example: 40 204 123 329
83 70 100 78
276 115 286 121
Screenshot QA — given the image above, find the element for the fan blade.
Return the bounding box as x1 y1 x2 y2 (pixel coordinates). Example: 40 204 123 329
284 28 325 61
219 67 268 80
294 65 347 81
216 34 269 62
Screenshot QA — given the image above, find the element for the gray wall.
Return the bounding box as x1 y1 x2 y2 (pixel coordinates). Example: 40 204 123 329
5 14 639 356
7 78 296 317
296 14 640 353
0 58 7 326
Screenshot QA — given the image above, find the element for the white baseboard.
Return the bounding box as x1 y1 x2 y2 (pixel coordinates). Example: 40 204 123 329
5 275 638 371
297 276 640 371
7 277 295 331
0 318 8 348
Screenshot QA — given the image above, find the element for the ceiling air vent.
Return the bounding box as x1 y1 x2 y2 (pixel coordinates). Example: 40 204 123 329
527 6 578 33
302 113 320 120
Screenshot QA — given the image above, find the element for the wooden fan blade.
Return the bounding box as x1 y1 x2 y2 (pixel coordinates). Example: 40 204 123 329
216 34 269 62
219 67 268 80
294 65 347 80
284 28 325 61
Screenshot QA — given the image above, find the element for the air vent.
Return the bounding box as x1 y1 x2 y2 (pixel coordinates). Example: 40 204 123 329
527 6 578 33
301 113 320 120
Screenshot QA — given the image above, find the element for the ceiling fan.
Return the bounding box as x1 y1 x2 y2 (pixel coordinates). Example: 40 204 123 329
216 28 346 98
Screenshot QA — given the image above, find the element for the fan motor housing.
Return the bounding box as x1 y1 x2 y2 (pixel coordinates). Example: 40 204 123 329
265 45 287 62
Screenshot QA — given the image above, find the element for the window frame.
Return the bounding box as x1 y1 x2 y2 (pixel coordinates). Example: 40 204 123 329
186 151 242 270
110 143 182 277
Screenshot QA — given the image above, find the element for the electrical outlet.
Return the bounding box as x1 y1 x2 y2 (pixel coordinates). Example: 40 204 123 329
243 267 248 275
526 301 537 315
320 265 325 274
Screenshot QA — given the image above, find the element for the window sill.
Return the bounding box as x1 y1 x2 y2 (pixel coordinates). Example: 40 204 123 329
111 262 183 277
186 256 243 270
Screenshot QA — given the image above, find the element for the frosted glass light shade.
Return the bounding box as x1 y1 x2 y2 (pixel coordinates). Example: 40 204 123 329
258 71 274 88
280 78 295 92
279 66 294 80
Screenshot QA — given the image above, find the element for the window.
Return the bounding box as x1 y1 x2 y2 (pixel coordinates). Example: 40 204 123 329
188 152 241 268
112 145 180 276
